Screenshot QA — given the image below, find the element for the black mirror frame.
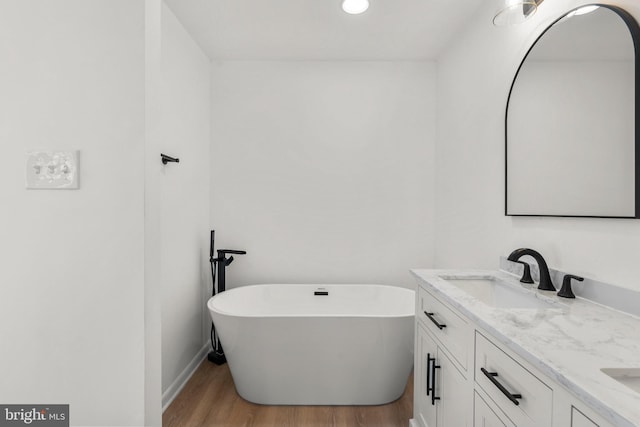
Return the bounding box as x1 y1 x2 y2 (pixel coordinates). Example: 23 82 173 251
505 4 640 218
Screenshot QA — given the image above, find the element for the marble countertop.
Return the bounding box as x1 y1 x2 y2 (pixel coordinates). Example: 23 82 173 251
411 268 640 427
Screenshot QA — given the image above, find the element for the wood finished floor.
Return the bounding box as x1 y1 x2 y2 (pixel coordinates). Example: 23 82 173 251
163 361 413 427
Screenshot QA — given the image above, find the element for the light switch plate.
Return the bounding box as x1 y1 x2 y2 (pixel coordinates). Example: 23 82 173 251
26 150 79 189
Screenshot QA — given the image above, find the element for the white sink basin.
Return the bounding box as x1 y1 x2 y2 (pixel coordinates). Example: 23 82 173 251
601 368 640 394
440 276 557 310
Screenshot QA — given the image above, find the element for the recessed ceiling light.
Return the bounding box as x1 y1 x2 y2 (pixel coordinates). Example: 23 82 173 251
342 0 369 15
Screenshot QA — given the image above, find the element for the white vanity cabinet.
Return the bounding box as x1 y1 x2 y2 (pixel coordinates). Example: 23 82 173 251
475 332 552 427
469 331 616 427
414 287 473 427
414 324 437 427
414 323 471 427
412 278 620 427
417 287 472 371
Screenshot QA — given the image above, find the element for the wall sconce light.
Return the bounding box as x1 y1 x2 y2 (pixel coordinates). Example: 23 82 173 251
493 0 544 26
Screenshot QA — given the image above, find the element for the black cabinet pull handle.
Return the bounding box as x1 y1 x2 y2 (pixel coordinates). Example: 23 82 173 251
431 359 441 405
427 353 439 396
481 367 522 406
424 311 447 330
426 353 433 396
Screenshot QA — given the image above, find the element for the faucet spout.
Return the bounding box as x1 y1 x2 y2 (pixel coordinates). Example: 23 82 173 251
507 248 556 291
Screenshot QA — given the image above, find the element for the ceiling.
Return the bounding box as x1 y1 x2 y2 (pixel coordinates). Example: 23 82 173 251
163 0 485 61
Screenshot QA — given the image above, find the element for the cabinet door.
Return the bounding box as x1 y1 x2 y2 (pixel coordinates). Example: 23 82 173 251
415 323 438 427
475 392 515 427
436 348 470 427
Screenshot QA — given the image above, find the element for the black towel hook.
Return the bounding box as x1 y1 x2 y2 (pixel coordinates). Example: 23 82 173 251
161 153 180 165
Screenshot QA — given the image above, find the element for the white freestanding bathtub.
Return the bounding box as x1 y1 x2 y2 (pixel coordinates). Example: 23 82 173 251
207 284 415 405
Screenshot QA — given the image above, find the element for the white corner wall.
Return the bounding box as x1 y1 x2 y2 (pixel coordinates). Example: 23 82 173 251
210 61 436 288
159 2 211 407
435 0 640 290
0 1 146 425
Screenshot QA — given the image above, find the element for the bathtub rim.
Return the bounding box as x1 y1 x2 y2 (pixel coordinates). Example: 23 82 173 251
207 283 416 319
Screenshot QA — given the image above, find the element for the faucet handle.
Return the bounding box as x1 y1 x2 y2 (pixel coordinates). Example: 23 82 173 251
558 274 584 299
216 249 246 265
218 249 247 255
515 261 534 284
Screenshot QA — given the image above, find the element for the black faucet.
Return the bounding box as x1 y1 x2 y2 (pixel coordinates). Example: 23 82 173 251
214 249 247 293
208 230 247 366
507 248 556 291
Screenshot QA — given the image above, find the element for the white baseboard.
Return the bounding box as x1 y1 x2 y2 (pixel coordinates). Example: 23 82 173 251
162 343 210 412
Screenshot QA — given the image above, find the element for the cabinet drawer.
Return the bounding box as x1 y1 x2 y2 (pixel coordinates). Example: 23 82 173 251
474 391 515 427
572 407 598 427
475 332 552 427
418 286 470 371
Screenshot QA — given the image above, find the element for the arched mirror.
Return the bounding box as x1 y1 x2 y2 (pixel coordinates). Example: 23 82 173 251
506 5 640 217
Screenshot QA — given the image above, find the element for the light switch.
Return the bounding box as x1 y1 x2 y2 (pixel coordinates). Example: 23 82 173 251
26 150 79 189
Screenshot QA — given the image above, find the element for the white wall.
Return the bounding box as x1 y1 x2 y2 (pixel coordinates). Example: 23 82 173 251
435 0 640 290
145 0 163 423
159 2 211 405
0 1 146 425
211 61 436 288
